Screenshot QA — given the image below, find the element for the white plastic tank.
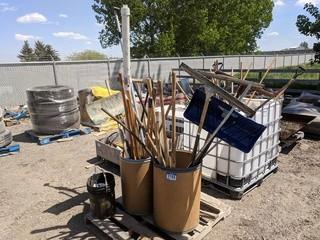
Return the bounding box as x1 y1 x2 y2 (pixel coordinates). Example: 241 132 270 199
183 98 282 181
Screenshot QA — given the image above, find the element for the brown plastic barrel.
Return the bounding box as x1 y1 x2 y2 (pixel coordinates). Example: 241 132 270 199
120 157 153 215
153 150 201 233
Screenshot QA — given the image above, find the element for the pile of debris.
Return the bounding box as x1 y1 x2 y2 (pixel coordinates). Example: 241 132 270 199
83 56 308 239
281 91 320 150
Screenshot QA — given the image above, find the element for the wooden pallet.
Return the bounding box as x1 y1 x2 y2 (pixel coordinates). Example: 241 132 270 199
25 128 91 145
204 163 278 200
280 131 304 152
85 192 231 240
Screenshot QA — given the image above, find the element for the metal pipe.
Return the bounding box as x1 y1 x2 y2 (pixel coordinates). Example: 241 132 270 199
51 55 58 85
121 5 131 88
121 5 145 144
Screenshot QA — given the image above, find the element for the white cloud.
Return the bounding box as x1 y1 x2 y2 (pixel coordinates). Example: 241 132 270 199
267 31 279 36
86 41 92 45
0 6 15 12
53 32 88 40
17 12 47 23
274 0 285 6
0 2 16 12
15 33 41 41
59 13 68 18
296 0 320 5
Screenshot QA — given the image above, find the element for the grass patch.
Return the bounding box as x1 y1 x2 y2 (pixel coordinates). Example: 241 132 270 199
236 63 320 81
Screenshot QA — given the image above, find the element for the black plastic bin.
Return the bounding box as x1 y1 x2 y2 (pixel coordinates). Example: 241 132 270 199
87 172 116 219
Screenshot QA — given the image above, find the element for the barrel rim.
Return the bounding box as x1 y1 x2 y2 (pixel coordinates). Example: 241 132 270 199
120 156 152 164
87 172 115 194
153 150 201 172
26 85 73 92
153 161 201 173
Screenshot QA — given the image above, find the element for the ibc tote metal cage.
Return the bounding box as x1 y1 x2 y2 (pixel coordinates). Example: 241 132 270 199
166 98 282 199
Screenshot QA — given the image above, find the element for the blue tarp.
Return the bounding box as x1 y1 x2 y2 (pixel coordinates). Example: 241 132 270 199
184 89 266 153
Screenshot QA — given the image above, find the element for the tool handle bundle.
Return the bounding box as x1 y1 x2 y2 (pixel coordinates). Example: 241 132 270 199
102 73 179 168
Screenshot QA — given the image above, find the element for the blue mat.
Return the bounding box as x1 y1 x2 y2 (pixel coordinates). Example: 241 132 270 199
184 89 266 153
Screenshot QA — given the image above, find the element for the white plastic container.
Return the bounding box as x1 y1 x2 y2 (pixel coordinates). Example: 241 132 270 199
183 98 282 181
156 104 186 149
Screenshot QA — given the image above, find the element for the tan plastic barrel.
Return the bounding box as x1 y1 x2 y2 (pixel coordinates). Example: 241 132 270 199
78 88 93 123
120 157 152 215
153 150 201 233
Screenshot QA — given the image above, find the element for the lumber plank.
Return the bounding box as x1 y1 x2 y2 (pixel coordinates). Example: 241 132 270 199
198 71 274 97
114 208 161 239
87 213 131 239
197 70 264 88
180 63 255 116
200 192 231 217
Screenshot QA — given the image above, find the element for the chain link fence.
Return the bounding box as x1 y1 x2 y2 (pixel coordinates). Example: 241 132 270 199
0 52 314 107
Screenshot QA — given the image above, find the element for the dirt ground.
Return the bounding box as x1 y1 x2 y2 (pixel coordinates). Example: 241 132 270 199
0 121 319 240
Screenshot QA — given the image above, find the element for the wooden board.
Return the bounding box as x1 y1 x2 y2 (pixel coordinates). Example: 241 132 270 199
179 63 255 116
85 192 231 240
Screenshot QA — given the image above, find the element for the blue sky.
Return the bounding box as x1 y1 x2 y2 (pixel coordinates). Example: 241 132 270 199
0 0 318 62
258 0 318 51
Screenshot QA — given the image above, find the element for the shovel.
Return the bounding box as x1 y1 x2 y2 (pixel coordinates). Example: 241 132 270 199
190 84 254 166
184 84 265 154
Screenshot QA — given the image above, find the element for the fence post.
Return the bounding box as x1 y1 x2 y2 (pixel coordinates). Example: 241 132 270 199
264 55 267 69
238 56 241 70
297 54 300 65
252 55 255 69
106 57 111 89
291 55 293 66
51 55 58 85
283 55 285 68
201 54 205 69
304 52 307 64
177 54 181 80
145 55 151 78
222 56 225 69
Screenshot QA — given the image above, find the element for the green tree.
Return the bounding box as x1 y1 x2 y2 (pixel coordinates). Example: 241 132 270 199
67 50 107 60
46 45 60 61
34 41 47 61
17 41 35 62
34 40 60 61
296 3 320 62
299 41 309 49
92 0 273 57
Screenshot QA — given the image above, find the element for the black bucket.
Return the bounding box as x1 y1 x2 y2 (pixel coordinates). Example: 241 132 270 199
87 172 116 219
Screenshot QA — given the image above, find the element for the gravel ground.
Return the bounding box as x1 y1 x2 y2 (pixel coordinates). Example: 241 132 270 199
0 121 319 240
